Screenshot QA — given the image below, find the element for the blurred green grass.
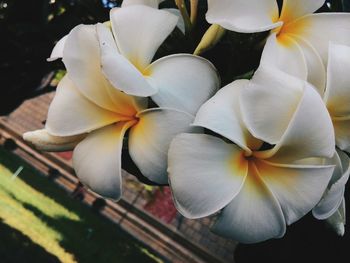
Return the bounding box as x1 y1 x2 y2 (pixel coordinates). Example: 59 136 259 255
0 146 162 263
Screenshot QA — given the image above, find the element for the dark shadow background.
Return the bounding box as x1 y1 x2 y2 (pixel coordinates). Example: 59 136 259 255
0 0 117 115
235 191 350 263
0 218 60 263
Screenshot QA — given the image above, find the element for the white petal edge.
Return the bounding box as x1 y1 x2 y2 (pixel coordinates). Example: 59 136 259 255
45 76 128 137
212 161 286 244
96 23 157 97
62 24 117 111
286 13 350 64
256 82 335 162
206 0 282 33
313 150 350 220
279 0 325 24
241 66 304 144
147 54 220 116
23 129 86 152
291 35 326 95
194 79 262 153
168 133 248 219
96 23 149 112
324 42 350 116
165 8 185 34
257 159 334 225
47 35 67 62
261 33 308 81
121 0 162 8
333 117 350 151
73 121 135 201
110 5 178 70
129 108 197 184
325 198 346 236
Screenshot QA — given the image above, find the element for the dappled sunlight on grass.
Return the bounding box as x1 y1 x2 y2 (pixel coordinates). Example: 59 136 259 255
0 147 162 263
0 164 78 262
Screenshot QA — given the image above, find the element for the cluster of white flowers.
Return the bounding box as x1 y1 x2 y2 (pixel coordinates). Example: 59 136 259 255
24 0 350 244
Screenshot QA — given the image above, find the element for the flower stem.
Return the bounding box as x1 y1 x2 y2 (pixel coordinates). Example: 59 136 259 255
175 0 192 34
190 0 198 25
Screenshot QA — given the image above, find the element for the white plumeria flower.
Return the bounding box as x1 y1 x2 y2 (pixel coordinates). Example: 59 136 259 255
313 149 350 236
121 0 164 8
49 5 198 111
206 0 350 92
24 5 219 201
48 0 183 62
168 66 336 244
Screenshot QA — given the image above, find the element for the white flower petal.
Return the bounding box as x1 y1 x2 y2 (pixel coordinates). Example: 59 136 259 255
168 133 248 219
279 0 325 23
165 8 185 34
261 33 307 81
256 159 334 225
328 149 345 185
97 23 157 97
206 0 282 33
313 150 350 220
292 35 326 95
89 24 149 111
63 24 118 112
23 129 86 152
286 13 350 64
121 0 162 8
147 54 220 115
324 43 350 116
241 66 304 144
96 22 119 53
260 83 335 162
325 198 346 236
73 122 134 201
194 80 262 153
333 117 350 151
212 161 286 244
66 24 145 115
315 187 345 221
46 76 127 137
47 35 67 62
129 108 196 184
110 5 178 70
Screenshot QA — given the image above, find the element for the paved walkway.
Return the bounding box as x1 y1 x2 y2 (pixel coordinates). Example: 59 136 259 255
1 92 237 262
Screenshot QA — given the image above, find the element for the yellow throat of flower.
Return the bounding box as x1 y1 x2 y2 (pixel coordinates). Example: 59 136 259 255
271 11 309 47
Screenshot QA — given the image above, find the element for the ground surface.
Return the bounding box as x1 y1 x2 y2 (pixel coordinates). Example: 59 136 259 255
0 146 161 263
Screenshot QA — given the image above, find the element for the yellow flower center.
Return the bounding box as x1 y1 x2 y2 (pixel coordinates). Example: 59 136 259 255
270 8 310 47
